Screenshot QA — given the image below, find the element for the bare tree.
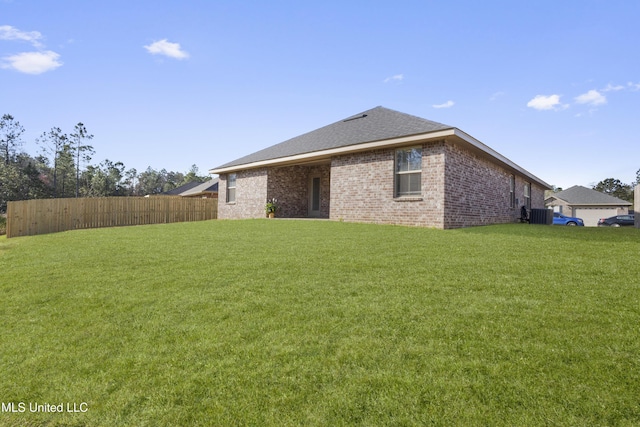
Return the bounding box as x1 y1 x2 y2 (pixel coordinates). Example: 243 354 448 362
70 123 95 198
0 114 25 165
37 127 68 197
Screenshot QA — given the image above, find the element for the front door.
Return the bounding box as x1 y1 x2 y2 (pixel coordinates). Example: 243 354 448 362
309 176 321 217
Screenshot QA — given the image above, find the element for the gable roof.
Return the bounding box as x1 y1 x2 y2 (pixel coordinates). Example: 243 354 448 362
210 106 551 189
213 106 452 170
162 179 218 197
163 181 203 196
179 179 218 196
546 185 632 206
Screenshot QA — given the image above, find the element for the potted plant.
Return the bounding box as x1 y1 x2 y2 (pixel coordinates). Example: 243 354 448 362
265 198 278 218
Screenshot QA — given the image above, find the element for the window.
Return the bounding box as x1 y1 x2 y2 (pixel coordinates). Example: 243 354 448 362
395 147 422 197
524 182 531 209
509 175 516 208
227 173 236 203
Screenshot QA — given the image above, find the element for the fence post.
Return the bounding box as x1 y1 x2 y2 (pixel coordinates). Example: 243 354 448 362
6 201 14 238
635 184 639 229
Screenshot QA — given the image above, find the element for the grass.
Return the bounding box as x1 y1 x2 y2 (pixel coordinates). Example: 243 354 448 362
0 220 639 426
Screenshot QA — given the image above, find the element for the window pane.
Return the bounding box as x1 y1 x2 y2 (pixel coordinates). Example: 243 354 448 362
396 172 421 196
396 150 408 172
408 148 422 171
397 174 408 195
312 177 320 211
395 147 422 197
509 175 515 208
227 173 237 202
409 173 421 193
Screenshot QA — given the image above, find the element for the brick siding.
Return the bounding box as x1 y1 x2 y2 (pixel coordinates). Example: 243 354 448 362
267 164 330 218
217 169 268 219
443 141 537 228
330 143 445 227
217 140 546 228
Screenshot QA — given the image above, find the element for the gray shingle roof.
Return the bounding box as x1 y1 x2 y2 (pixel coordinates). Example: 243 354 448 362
549 185 632 205
213 106 453 169
163 181 203 195
162 180 218 196
180 179 218 196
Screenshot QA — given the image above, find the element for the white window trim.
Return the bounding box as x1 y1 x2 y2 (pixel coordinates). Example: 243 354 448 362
227 173 237 203
524 182 531 209
394 146 422 198
509 175 516 209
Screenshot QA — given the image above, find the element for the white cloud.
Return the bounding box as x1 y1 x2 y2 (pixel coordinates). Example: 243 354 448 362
0 25 62 74
526 94 564 111
1 51 62 74
575 89 606 106
383 74 404 83
628 81 640 91
432 100 454 109
0 25 44 48
602 83 624 92
144 39 189 60
489 91 505 101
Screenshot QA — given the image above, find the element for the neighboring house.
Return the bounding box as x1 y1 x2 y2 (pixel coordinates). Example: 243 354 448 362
162 181 204 196
210 106 551 229
545 185 632 226
162 179 219 198
178 179 218 198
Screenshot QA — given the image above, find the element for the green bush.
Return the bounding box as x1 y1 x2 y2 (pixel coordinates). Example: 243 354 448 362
0 215 6 236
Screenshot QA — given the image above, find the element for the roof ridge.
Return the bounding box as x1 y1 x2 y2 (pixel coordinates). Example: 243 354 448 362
211 106 453 171
553 184 632 205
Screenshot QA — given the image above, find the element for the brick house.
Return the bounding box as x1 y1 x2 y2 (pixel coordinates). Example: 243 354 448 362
209 106 551 229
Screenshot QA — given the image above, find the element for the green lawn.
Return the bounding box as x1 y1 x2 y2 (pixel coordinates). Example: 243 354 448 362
1 220 639 426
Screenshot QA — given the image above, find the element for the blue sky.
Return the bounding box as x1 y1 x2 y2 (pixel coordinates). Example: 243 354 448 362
2 0 639 189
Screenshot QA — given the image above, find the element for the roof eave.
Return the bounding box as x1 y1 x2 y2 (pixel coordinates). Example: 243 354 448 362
450 129 552 189
557 202 633 207
210 127 552 189
209 129 457 174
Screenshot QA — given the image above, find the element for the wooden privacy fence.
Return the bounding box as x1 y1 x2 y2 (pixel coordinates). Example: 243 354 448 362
6 197 218 238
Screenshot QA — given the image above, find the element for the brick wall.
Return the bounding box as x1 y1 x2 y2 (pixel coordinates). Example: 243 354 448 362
218 165 331 219
267 164 330 218
218 140 547 228
444 142 516 228
529 182 546 216
217 169 268 219
330 140 546 228
330 143 446 227
446 142 547 228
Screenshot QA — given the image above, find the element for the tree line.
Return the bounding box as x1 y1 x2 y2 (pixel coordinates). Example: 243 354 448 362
551 173 639 204
0 114 210 213
2 112 637 214
591 176 638 204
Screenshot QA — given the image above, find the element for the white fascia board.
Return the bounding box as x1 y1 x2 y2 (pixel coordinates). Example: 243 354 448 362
572 202 633 207
209 129 456 174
